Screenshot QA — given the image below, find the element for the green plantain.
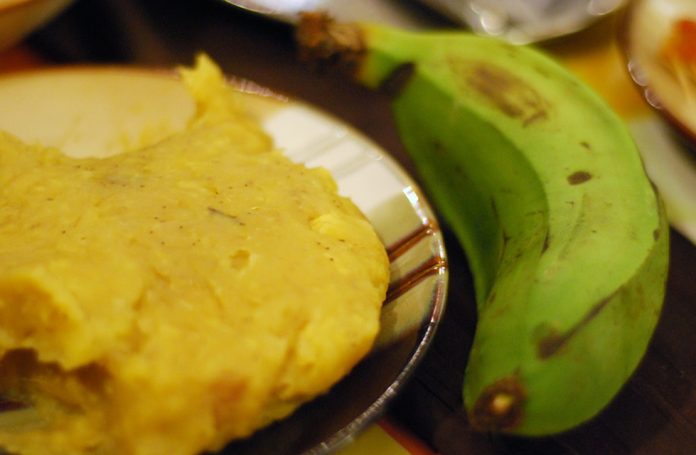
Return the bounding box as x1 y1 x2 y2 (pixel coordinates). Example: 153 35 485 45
296 13 670 436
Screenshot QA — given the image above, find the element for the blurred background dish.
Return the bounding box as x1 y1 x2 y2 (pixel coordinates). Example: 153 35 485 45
220 0 628 43
417 0 628 43
0 0 74 51
217 0 446 29
622 0 696 143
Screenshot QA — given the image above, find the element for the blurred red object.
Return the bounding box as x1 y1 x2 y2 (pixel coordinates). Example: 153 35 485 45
0 46 44 72
662 19 696 62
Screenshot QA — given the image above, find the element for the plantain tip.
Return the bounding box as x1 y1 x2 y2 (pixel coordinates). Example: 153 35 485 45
469 376 526 432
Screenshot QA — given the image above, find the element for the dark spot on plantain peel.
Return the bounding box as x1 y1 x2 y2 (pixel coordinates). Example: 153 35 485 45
470 376 526 431
567 171 592 185
296 12 365 76
541 230 551 253
537 292 616 358
457 60 550 126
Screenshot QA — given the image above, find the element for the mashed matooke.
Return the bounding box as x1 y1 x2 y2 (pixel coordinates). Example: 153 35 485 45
0 55 389 455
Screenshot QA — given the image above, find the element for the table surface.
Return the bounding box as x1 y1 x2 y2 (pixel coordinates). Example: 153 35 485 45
11 0 696 453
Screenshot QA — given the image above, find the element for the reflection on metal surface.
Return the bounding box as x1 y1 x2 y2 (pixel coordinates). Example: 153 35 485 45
418 0 627 43
223 0 629 42
220 0 448 29
221 0 319 19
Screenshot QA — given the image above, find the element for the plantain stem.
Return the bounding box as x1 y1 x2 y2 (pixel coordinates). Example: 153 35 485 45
296 12 365 76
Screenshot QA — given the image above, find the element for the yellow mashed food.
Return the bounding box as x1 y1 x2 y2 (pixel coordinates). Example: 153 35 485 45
0 56 389 454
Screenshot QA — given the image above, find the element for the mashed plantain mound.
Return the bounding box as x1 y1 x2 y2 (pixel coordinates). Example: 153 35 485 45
0 55 389 455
